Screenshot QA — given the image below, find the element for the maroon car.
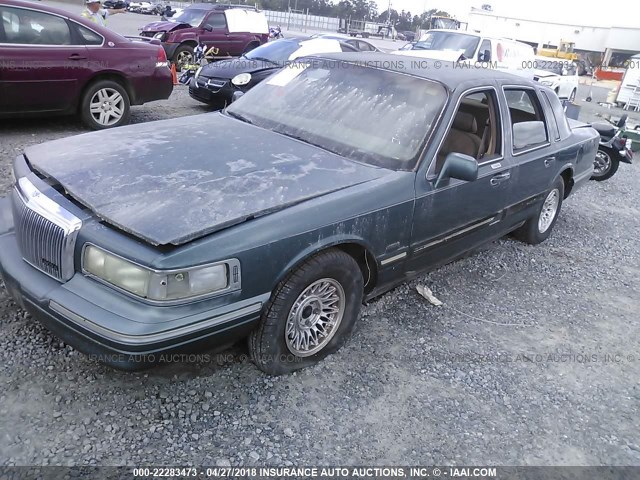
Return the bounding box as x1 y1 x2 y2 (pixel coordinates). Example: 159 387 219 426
0 0 173 129
140 4 269 67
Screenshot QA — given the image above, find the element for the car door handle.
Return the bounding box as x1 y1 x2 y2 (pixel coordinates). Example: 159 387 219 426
490 172 510 186
68 54 87 60
544 157 556 167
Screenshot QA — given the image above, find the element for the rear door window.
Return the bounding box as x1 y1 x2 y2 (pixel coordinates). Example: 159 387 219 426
540 92 560 141
541 90 571 140
504 88 550 152
76 24 103 46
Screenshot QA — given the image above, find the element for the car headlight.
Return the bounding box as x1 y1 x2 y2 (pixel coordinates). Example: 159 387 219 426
540 80 554 86
153 32 166 41
194 66 203 81
83 245 239 302
231 72 251 86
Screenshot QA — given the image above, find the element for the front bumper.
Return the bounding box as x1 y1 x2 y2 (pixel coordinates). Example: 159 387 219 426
188 77 235 107
0 197 267 370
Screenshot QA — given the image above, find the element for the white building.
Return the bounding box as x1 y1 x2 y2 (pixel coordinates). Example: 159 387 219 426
467 8 640 65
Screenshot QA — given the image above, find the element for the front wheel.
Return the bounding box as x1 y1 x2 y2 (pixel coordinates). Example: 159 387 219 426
591 147 620 181
514 176 565 245
173 44 194 70
569 89 576 102
80 80 130 130
249 249 363 375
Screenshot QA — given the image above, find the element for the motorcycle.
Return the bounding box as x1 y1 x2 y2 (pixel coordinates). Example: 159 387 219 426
269 26 283 39
590 114 634 181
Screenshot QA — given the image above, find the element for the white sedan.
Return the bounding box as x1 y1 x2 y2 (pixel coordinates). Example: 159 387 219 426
533 57 579 101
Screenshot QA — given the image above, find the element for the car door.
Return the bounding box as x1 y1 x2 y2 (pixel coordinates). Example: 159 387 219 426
198 12 233 56
500 86 556 210
409 86 515 271
0 5 89 114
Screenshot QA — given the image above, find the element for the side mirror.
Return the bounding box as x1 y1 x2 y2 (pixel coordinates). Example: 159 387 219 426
231 91 244 103
435 153 478 188
513 121 547 150
478 49 491 62
203 25 213 32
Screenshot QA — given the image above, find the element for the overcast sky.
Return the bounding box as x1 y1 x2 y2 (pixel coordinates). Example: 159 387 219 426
387 0 640 28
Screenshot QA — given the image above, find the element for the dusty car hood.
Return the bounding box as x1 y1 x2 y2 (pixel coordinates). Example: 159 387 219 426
25 114 387 246
200 58 279 79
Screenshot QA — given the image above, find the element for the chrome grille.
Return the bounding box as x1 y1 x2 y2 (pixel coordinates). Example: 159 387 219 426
197 76 227 90
12 177 81 282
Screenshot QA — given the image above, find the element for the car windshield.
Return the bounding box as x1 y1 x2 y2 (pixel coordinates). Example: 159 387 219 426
226 60 447 170
413 31 480 59
244 39 301 63
169 8 207 26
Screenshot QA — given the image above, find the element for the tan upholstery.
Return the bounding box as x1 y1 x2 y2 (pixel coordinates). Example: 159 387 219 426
436 112 482 172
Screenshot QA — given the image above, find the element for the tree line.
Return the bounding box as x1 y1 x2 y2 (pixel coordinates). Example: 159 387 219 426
248 0 452 31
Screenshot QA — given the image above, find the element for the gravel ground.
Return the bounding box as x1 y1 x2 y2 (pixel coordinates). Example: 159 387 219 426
1 89 639 468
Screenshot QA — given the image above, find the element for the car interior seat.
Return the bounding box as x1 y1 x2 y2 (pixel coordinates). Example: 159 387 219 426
435 111 482 172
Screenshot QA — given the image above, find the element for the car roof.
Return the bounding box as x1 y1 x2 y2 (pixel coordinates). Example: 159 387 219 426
305 52 538 88
310 34 378 50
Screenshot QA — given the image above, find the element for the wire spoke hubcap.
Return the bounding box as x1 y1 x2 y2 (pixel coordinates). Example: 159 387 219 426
538 188 559 233
593 151 611 176
90 88 125 126
285 278 346 357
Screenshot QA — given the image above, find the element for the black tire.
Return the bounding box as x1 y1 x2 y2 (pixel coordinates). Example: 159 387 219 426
591 147 620 181
249 249 364 375
514 176 565 245
569 89 576 102
80 79 130 130
173 44 194 70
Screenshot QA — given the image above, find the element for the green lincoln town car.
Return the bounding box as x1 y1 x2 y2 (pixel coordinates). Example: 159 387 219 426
0 53 599 374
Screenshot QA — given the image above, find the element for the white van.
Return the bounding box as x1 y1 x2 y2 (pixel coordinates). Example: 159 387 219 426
393 29 535 79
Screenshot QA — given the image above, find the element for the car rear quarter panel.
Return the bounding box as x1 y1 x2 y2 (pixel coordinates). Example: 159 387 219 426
87 40 173 104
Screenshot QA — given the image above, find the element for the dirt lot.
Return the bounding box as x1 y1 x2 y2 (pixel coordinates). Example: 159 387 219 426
1 86 639 467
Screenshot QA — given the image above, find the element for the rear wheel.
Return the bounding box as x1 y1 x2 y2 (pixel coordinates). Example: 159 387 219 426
249 249 363 375
514 176 564 245
80 79 130 130
591 147 619 181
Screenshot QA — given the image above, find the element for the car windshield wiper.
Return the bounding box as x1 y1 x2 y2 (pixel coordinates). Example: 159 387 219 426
247 56 279 65
277 131 337 155
226 110 254 125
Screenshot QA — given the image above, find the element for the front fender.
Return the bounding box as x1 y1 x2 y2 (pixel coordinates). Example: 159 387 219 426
274 234 378 288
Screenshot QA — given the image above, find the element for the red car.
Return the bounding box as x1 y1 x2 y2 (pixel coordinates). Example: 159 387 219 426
0 0 173 129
